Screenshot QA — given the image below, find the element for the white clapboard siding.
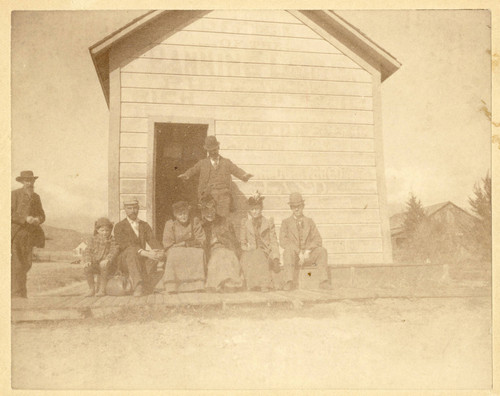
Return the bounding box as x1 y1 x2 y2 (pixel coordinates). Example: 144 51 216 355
140 45 361 69
233 180 378 195
120 179 146 194
215 121 374 138
216 135 374 153
230 165 377 181
232 194 379 209
120 132 148 148
159 31 341 54
222 150 375 166
206 10 301 24
315 224 382 239
328 253 384 265
121 103 373 125
322 239 383 254
255 209 380 224
121 87 373 111
122 58 370 83
121 73 373 97
120 148 147 163
183 17 320 39
120 163 147 178
121 117 374 138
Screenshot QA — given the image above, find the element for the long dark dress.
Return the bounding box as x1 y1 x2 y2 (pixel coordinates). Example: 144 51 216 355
202 215 243 291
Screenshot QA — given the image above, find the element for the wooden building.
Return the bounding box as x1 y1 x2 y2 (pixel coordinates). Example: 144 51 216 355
90 10 400 266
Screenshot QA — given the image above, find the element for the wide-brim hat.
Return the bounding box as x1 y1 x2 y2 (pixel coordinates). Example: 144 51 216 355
203 135 220 151
16 170 38 182
288 192 304 206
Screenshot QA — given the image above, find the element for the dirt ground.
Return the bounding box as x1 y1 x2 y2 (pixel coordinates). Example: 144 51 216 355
12 295 491 390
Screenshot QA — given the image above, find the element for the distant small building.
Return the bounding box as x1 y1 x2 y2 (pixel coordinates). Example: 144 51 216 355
73 241 88 256
390 201 479 262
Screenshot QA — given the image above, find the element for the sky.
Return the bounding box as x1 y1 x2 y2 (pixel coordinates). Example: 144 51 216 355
11 10 491 233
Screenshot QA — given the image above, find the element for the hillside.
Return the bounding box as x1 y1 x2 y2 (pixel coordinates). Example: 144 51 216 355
41 225 91 251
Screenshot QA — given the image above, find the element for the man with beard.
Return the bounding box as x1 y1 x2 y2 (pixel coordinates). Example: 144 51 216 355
11 170 46 298
178 135 253 218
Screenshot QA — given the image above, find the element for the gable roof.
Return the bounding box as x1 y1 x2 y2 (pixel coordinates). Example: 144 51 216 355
390 201 477 235
89 10 401 106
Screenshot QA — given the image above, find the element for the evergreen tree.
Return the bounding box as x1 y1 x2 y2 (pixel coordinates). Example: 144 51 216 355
468 172 491 260
402 193 427 236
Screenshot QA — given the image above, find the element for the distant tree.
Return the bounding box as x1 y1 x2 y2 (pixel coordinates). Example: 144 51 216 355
402 193 427 237
468 172 491 260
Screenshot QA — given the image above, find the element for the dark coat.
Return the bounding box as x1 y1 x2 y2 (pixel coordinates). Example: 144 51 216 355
240 216 280 261
11 188 46 248
279 215 323 253
183 156 248 199
114 218 163 253
202 215 240 256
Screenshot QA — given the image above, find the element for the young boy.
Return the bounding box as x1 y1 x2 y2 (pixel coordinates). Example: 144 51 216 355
83 217 119 296
279 192 331 291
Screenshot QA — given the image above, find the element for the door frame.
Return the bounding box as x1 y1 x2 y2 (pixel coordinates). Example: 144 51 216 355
147 116 215 232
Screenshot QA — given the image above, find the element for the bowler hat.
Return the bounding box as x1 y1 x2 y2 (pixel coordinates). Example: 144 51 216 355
203 136 220 151
16 170 38 182
288 192 304 206
123 197 140 207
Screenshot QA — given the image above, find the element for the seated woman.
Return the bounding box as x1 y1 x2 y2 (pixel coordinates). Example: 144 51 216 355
200 194 243 293
161 201 206 293
240 192 281 292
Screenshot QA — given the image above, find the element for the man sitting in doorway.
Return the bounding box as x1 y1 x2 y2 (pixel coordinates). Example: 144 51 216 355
279 192 331 291
178 135 253 218
114 198 165 296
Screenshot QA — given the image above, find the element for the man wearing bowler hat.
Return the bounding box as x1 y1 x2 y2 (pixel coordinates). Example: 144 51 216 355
279 192 331 291
113 198 165 296
11 170 46 298
178 135 253 218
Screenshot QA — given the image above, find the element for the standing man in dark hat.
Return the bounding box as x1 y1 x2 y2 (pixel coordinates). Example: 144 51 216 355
279 192 331 291
178 135 254 218
11 170 46 298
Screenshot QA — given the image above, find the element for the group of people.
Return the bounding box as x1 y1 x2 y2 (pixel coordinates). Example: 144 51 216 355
11 136 331 299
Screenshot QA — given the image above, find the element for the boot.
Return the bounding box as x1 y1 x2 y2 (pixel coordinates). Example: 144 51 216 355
85 271 95 297
96 272 107 297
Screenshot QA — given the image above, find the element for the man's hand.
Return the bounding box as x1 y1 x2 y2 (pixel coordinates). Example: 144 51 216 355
178 173 189 181
303 249 311 262
242 173 254 182
26 216 35 224
152 249 166 261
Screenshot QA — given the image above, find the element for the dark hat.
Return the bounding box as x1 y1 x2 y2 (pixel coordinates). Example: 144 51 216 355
95 217 113 230
247 191 265 207
203 135 220 151
123 197 140 207
16 170 38 182
172 200 190 212
199 192 216 208
288 192 304 206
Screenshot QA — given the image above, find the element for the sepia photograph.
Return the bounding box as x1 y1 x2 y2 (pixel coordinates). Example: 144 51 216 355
8 6 494 391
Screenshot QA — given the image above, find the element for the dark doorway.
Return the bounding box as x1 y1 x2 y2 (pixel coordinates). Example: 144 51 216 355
154 123 208 239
